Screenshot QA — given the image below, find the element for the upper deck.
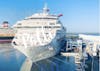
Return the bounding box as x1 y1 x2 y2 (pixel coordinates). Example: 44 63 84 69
13 4 62 28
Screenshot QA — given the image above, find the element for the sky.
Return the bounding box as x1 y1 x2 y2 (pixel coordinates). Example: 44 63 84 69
0 0 99 33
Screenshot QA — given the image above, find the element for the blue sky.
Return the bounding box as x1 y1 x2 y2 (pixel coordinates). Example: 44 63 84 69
0 0 99 33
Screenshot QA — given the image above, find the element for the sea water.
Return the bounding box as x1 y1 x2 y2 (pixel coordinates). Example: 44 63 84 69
0 43 75 71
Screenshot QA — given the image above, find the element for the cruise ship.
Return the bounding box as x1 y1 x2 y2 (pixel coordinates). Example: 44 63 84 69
12 5 66 62
0 21 15 43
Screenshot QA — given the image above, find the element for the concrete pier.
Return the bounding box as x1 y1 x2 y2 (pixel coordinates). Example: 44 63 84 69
61 52 85 71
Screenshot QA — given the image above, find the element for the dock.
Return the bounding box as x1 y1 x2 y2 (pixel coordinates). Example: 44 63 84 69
61 52 85 71
20 58 32 71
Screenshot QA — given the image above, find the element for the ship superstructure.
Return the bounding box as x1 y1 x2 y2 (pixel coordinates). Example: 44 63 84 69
12 5 66 62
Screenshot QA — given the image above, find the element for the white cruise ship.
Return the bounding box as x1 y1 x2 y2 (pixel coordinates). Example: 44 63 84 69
12 5 66 62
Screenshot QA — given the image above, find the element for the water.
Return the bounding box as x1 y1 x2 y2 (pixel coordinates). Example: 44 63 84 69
0 43 25 71
0 43 75 71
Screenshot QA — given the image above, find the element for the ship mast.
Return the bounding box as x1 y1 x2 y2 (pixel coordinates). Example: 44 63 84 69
43 3 49 15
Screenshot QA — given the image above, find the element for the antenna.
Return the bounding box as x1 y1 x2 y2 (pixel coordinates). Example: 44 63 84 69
44 3 47 9
43 3 49 14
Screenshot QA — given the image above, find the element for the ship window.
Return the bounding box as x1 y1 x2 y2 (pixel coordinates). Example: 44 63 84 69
45 33 48 34
28 18 57 20
49 23 54 25
20 26 42 28
44 26 60 28
37 22 39 24
18 23 22 25
57 21 62 24
44 26 50 28
53 26 60 28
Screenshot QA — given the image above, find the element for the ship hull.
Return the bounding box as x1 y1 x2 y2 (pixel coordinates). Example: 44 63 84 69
0 37 14 43
12 27 66 62
13 36 66 62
